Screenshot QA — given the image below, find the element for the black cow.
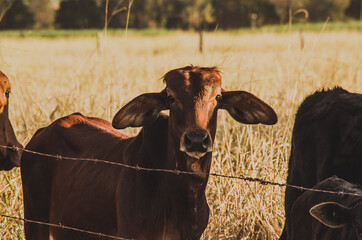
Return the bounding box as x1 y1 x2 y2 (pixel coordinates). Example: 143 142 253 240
280 87 362 239
290 176 362 240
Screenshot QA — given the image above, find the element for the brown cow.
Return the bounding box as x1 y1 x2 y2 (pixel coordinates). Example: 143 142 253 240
0 71 22 170
21 66 277 239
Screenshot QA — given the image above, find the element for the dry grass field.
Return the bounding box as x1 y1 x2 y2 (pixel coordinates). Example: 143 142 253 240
0 29 361 239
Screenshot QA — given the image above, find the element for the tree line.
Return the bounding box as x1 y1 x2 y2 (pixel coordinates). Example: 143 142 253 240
0 0 361 30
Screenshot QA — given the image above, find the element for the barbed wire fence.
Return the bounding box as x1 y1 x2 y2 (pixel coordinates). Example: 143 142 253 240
0 144 361 239
0 213 132 240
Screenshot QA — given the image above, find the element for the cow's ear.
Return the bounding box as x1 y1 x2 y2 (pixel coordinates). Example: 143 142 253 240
309 202 353 228
112 90 168 129
219 90 277 125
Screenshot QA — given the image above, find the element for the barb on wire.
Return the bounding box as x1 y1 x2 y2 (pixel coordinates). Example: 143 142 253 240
0 213 132 240
1 145 362 197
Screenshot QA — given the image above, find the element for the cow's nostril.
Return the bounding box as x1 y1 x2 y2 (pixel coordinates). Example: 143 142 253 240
201 135 210 149
184 134 192 151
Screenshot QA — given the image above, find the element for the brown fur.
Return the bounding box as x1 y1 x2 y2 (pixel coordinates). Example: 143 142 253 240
21 66 277 239
0 71 22 170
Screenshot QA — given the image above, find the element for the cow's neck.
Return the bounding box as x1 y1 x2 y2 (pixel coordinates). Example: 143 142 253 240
0 106 10 143
156 130 211 238
134 115 211 237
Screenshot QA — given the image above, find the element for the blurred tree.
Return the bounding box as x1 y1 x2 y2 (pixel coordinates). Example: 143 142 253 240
55 0 103 28
0 0 14 22
163 0 188 28
28 0 54 28
101 0 160 29
0 0 34 29
213 0 279 29
101 0 127 28
269 0 303 23
150 0 169 28
245 0 279 26
101 0 197 29
345 0 361 19
4 0 354 30
302 0 350 21
212 0 243 29
179 0 214 29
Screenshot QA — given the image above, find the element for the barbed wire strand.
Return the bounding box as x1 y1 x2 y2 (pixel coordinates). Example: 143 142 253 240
0 213 132 240
1 144 362 238
1 145 361 197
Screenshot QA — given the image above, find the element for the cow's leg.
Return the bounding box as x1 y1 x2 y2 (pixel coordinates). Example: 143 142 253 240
22 154 53 240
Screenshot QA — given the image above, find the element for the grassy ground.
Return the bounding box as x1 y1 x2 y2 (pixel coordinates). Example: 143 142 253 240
0 28 361 239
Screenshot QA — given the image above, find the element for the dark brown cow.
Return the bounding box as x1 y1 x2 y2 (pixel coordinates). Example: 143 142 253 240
280 87 362 240
290 176 362 240
21 66 277 239
0 71 22 170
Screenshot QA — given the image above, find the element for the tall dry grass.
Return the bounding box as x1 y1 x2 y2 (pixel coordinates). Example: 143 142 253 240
0 30 361 239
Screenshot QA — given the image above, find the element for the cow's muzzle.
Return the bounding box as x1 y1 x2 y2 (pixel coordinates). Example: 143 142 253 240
180 131 212 158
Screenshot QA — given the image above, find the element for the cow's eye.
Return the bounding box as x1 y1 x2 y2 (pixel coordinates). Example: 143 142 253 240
5 90 10 98
167 95 175 103
215 94 222 103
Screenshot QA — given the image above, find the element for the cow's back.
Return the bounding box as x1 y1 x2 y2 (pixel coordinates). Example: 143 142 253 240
21 112 134 239
291 87 362 183
281 88 362 240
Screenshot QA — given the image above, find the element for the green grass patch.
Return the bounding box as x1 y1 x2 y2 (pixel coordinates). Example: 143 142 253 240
0 28 180 38
230 20 362 34
0 20 360 38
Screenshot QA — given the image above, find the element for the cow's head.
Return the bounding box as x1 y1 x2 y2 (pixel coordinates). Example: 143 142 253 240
310 202 362 239
112 66 277 169
0 71 22 170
